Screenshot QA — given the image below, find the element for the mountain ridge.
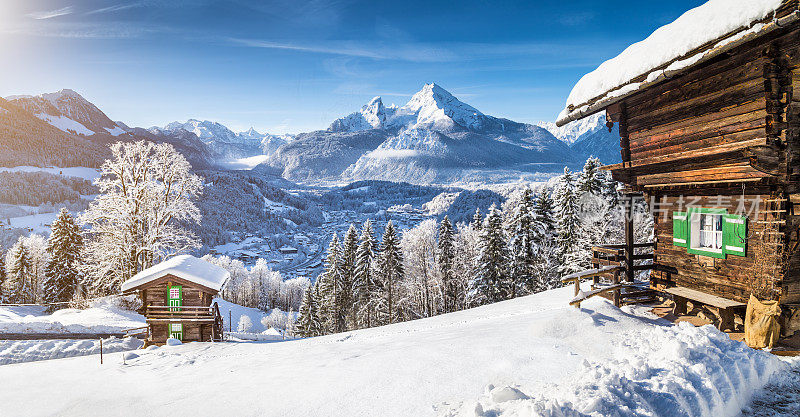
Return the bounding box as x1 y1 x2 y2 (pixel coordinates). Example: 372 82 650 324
269 83 577 184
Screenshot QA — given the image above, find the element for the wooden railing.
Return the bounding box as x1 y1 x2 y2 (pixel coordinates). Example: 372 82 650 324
122 325 150 339
561 266 625 308
562 242 657 308
145 305 216 320
592 242 655 281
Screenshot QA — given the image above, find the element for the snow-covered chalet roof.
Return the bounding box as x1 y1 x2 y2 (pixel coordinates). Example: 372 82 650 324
120 255 230 292
557 0 797 126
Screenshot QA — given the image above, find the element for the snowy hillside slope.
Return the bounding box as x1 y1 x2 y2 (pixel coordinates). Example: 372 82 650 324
0 286 792 417
7 89 129 137
1 90 215 169
0 96 109 167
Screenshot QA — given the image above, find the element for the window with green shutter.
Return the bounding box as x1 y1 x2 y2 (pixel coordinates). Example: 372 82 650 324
168 285 182 312
671 207 748 259
169 323 183 340
687 208 727 259
673 212 688 247
723 214 747 257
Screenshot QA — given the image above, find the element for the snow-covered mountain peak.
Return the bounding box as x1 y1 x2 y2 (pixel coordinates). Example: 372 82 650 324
41 89 83 104
537 112 607 145
328 96 390 132
399 83 485 131
162 119 239 143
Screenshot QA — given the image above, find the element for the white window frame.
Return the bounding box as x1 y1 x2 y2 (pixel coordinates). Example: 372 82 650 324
689 212 723 254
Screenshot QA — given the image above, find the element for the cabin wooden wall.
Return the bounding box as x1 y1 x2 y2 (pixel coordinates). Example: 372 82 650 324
650 193 788 303
608 24 800 303
140 274 213 309
150 323 211 342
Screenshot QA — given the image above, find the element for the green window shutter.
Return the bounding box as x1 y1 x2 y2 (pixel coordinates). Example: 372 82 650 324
168 285 183 311
723 214 747 256
673 212 688 247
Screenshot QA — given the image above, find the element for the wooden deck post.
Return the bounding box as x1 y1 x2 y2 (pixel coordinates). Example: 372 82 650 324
624 193 635 283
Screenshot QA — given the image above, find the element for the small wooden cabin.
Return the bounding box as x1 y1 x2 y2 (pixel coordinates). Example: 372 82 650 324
557 1 800 336
121 255 229 343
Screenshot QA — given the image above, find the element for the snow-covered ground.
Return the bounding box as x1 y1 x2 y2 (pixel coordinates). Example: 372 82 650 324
0 337 142 366
214 297 282 334
7 211 60 234
0 296 145 335
0 166 101 181
0 286 795 417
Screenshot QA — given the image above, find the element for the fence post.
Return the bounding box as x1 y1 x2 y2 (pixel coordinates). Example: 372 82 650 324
99 338 103 365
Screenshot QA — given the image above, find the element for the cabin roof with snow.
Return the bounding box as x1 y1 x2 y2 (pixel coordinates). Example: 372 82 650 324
557 0 797 126
120 255 230 293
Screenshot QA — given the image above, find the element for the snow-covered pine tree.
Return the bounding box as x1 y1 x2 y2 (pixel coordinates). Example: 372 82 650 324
471 207 483 231
508 188 536 297
317 233 344 334
295 284 322 337
79 141 203 296
376 221 404 325
532 189 556 242
600 169 621 208
353 220 377 328
4 239 32 303
340 224 359 329
437 216 457 313
554 168 582 276
576 156 603 196
475 204 511 304
43 208 83 304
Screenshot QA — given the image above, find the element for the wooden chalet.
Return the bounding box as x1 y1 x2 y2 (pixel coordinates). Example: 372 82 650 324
121 255 228 343
558 1 800 338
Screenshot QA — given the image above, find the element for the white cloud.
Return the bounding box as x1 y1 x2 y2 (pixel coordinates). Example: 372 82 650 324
228 37 457 62
27 6 73 20
86 2 146 15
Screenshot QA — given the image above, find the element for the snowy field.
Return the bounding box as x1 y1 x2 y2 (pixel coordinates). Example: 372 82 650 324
0 165 101 181
0 286 796 417
0 297 145 335
0 337 142 366
7 211 60 234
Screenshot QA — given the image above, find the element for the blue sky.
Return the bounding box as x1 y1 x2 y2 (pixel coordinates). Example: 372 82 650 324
0 0 705 133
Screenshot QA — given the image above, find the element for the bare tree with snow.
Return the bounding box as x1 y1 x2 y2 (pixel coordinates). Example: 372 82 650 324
80 141 202 295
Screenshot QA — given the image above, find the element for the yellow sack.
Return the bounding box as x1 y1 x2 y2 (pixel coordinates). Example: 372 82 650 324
744 295 781 349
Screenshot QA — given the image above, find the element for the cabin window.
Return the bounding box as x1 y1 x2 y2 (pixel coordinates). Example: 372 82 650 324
169 323 183 340
697 214 723 251
168 285 183 312
673 209 747 259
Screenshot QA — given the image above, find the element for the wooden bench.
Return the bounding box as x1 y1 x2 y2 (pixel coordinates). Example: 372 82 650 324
662 286 746 331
